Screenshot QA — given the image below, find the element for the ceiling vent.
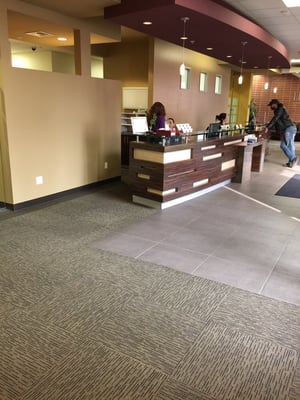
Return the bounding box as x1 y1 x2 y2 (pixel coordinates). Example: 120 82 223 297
25 31 54 38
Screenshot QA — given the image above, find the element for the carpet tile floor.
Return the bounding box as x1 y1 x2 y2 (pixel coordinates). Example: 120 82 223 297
0 141 299 399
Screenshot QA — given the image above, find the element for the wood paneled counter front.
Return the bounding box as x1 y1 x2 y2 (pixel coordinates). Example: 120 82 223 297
128 134 245 208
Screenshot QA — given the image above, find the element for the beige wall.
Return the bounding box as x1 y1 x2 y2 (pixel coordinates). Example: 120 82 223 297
0 86 11 204
100 39 149 87
4 69 121 204
152 39 231 131
99 35 232 130
52 51 75 74
0 0 122 206
0 0 252 207
0 4 14 204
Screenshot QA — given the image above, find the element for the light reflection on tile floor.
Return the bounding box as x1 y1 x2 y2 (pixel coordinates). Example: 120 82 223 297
93 141 300 305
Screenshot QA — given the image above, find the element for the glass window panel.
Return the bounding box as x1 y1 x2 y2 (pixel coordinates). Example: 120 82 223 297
199 72 207 92
215 75 222 94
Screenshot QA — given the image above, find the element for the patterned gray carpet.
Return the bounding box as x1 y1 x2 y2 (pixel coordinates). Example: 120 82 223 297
0 182 299 400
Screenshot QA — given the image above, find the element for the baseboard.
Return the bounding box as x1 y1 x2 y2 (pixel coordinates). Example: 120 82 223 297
5 177 121 211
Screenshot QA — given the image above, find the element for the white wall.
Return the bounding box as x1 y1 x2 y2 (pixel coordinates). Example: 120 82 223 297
12 50 52 71
91 57 103 78
122 87 148 110
52 51 75 74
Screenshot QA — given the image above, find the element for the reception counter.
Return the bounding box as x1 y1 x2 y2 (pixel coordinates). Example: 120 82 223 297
232 140 266 183
127 134 248 208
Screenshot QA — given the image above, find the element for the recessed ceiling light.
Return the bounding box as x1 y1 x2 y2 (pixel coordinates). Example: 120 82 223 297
226 55 232 58
143 21 152 25
291 58 300 63
206 47 213 50
282 0 300 7
57 37 67 41
26 31 54 38
180 36 188 40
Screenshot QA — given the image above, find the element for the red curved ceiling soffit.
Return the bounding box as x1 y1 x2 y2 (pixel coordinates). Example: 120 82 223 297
104 0 290 69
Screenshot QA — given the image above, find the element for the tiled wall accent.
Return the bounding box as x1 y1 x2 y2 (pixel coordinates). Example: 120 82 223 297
252 74 300 125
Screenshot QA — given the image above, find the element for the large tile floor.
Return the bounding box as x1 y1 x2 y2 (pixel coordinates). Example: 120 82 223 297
93 140 300 305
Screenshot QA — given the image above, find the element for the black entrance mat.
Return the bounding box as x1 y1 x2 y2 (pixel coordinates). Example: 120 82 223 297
275 174 300 198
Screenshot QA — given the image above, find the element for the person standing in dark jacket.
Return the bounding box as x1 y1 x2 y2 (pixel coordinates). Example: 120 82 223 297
265 99 297 167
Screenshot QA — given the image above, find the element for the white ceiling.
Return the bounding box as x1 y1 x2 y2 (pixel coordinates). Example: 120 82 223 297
19 0 121 19
18 0 300 61
224 0 300 60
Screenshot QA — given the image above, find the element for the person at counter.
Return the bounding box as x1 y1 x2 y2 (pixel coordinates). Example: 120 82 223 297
147 102 166 132
265 99 297 168
216 112 227 126
167 117 178 133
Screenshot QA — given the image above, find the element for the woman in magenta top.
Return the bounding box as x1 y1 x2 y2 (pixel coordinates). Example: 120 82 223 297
147 102 166 132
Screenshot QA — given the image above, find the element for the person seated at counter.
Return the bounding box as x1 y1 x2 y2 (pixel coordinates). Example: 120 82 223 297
167 117 178 133
216 112 227 126
147 101 166 132
206 113 227 135
167 118 189 136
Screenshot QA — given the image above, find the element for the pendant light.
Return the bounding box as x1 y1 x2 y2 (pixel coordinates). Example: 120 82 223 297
238 41 247 85
179 17 189 76
264 56 272 90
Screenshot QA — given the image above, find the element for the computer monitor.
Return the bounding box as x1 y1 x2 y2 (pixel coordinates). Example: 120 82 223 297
131 116 149 134
208 122 220 137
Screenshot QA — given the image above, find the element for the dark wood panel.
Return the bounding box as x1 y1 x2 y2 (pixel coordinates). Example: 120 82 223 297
128 135 254 204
